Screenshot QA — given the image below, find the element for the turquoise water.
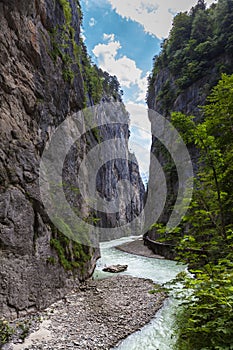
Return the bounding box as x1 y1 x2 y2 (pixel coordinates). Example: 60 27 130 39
93 237 185 350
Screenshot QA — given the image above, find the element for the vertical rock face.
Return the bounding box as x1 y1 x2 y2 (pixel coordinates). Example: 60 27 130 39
146 1 233 237
94 103 145 241
147 53 233 118
0 0 144 319
147 59 233 237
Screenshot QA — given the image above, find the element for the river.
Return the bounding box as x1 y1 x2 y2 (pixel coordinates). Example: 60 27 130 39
93 236 185 350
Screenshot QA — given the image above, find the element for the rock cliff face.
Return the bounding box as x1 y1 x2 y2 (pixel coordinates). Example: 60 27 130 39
147 66 228 239
95 106 145 241
147 52 233 117
147 56 233 236
0 0 144 319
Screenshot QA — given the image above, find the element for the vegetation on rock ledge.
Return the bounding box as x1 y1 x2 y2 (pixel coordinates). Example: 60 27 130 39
147 0 233 113
49 0 123 104
50 219 91 272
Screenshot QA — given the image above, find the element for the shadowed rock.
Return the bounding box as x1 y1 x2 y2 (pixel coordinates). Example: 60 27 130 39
103 264 128 273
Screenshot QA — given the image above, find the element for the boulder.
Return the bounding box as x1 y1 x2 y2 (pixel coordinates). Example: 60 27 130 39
102 264 128 273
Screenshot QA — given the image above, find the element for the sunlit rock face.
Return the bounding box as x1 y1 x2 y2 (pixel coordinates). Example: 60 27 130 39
0 0 144 318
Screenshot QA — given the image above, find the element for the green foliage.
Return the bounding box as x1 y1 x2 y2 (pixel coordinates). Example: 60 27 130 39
51 1 80 83
49 1 122 104
169 74 233 348
156 79 176 114
49 23 76 84
0 320 14 346
148 2 233 345
96 69 123 100
167 12 193 53
62 67 75 82
50 221 91 272
46 256 56 265
171 74 233 246
80 48 104 104
190 6 211 42
58 0 72 25
75 1 83 24
214 0 233 54
173 261 233 350
147 0 233 106
148 285 168 295
91 126 101 143
18 321 30 341
0 320 33 346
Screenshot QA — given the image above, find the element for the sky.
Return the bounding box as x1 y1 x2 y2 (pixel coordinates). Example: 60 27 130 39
80 0 215 180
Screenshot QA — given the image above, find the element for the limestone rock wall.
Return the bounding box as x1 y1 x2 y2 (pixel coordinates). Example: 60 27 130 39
0 0 144 319
147 51 233 237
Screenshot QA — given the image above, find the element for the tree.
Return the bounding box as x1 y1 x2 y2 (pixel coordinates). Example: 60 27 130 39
170 74 233 349
214 0 233 53
148 0 233 97
190 0 206 17
191 9 211 43
167 12 192 53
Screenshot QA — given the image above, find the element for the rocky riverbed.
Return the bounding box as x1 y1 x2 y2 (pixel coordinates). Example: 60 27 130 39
3 275 166 350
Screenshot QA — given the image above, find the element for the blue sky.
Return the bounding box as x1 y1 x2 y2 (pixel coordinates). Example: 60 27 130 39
80 0 215 178
80 0 161 104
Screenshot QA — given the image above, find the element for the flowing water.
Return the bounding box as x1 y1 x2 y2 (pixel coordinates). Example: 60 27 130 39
93 236 185 350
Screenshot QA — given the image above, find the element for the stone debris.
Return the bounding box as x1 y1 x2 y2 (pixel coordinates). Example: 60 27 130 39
4 276 166 350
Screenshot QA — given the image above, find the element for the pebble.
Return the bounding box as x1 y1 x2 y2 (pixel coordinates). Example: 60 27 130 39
6 275 166 350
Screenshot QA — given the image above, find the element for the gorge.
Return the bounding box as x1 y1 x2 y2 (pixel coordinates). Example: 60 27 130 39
1 0 233 349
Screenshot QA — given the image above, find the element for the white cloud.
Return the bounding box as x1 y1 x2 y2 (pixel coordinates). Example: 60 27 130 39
126 103 151 132
92 40 148 101
93 40 141 88
136 72 150 102
130 141 151 174
103 33 115 42
80 27 86 41
89 17 97 27
107 0 216 38
127 102 152 174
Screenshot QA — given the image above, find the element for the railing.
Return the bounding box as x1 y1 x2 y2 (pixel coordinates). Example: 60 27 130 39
143 235 176 260
143 234 209 264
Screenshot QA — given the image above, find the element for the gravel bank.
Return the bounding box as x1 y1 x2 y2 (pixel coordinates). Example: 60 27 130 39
4 276 166 350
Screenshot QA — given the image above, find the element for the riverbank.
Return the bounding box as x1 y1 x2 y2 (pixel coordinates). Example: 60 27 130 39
116 238 165 259
4 275 166 350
